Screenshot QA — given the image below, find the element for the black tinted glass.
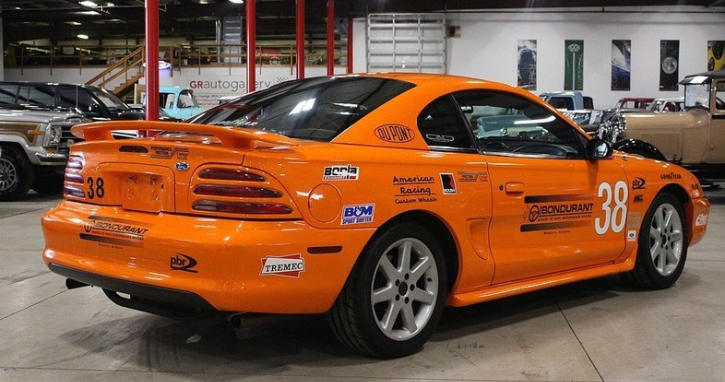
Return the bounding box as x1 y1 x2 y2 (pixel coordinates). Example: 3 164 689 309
417 96 473 150
188 77 415 142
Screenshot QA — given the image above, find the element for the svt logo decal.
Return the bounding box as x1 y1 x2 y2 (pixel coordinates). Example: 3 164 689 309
170 253 198 273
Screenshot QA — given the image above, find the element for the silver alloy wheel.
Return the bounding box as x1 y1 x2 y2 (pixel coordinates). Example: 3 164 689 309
649 202 684 276
0 157 18 192
371 237 439 341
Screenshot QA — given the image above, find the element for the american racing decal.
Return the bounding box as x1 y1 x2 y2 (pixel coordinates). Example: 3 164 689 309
696 213 708 227
521 194 594 232
81 216 151 248
341 204 375 225
323 165 360 181
170 253 198 273
458 171 488 183
440 173 457 195
660 172 682 180
151 146 189 160
260 254 305 278
394 175 437 204
374 124 415 143
627 230 637 242
632 177 647 190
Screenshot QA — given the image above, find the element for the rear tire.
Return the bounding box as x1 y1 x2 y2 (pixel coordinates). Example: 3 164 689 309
621 193 687 289
328 223 448 358
0 146 34 201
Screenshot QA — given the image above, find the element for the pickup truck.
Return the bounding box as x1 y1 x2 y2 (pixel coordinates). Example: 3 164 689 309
540 91 600 134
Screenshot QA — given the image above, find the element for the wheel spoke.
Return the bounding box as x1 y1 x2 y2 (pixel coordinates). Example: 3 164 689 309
408 256 432 284
658 245 667 270
663 209 674 230
666 246 680 265
380 298 403 335
670 230 683 243
650 241 661 261
400 304 417 333
378 255 398 281
654 209 664 231
398 241 412 273
649 226 660 240
409 288 435 305
372 284 396 305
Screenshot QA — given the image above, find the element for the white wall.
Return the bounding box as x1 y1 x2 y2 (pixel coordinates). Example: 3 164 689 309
0 15 4 81
444 7 725 108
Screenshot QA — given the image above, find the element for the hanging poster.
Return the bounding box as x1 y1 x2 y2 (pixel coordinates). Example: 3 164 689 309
660 40 679 91
611 40 631 91
708 41 724 71
517 40 537 90
564 40 584 90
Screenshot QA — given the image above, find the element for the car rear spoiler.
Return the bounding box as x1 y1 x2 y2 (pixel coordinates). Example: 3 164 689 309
71 121 300 148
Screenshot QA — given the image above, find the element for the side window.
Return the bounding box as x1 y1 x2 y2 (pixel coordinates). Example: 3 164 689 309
17 85 56 107
0 84 18 105
178 90 194 108
161 93 176 109
417 96 474 150
58 86 78 108
454 90 585 158
716 82 725 111
548 97 574 110
76 89 103 114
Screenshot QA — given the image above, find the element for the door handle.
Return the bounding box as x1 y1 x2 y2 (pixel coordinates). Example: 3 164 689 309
505 182 525 195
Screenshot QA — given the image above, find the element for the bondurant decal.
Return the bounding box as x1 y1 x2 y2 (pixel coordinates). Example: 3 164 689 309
374 125 416 143
80 216 151 248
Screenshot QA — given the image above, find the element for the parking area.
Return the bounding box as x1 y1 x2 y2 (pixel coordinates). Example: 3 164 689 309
1 190 723 382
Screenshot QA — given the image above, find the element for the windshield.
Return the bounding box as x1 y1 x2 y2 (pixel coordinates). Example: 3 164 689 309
188 76 415 142
87 87 129 110
684 84 710 109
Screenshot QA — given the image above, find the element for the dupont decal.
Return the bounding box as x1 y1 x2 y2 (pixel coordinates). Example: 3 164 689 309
394 175 437 204
260 254 305 278
632 177 647 190
341 204 375 225
440 173 457 195
521 194 594 232
374 124 415 143
458 171 488 183
323 165 360 181
151 146 189 160
696 213 709 227
660 172 682 180
627 230 637 242
170 253 198 273
80 216 151 248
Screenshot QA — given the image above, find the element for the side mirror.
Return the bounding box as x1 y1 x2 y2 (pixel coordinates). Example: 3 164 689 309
586 138 613 160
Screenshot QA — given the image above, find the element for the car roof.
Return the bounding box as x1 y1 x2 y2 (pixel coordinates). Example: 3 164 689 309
679 69 725 84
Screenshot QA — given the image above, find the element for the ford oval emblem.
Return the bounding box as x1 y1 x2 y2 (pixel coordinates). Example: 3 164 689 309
175 162 190 171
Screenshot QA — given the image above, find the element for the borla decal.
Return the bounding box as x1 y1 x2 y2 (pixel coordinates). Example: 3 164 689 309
260 254 305 278
81 215 151 248
170 253 198 273
521 194 594 232
341 204 375 225
439 173 457 195
323 165 360 181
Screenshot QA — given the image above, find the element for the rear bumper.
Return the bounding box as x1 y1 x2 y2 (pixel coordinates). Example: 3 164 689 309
42 200 374 314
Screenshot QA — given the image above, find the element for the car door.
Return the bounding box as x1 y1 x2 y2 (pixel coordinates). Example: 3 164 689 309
702 80 725 163
453 90 629 284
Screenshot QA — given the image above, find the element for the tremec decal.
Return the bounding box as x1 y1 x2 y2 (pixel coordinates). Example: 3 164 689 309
393 175 437 204
341 204 375 225
521 194 594 232
150 146 189 160
260 254 305 278
323 165 360 181
81 216 151 248
374 124 415 143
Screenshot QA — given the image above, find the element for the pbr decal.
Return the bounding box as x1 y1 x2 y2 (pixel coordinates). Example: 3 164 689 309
458 171 488 183
170 253 199 273
374 124 415 143
521 194 594 232
341 204 375 225
440 173 457 195
627 230 637 242
323 165 360 181
394 175 437 204
632 177 647 190
151 146 189 160
260 254 305 278
80 215 151 248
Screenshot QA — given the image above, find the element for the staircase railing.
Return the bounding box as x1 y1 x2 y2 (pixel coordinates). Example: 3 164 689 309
85 46 145 90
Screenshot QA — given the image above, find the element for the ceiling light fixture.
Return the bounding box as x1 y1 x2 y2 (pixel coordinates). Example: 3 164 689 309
80 1 98 7
229 0 244 3
77 34 89 39
66 21 83 26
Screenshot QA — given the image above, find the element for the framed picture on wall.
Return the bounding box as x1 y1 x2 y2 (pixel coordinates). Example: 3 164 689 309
564 40 584 90
517 39 537 90
611 40 631 91
660 40 679 91
708 41 724 71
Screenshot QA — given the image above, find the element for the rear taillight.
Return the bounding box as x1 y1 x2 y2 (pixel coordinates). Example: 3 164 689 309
63 155 85 199
193 184 282 198
199 168 265 182
192 200 293 215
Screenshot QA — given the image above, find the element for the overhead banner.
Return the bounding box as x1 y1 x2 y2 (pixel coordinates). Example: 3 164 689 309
611 40 631 91
708 41 724 71
564 40 584 90
660 40 680 91
517 39 537 90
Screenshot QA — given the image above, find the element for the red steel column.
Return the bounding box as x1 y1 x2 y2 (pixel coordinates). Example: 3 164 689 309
296 0 305 79
326 0 334 75
145 0 159 121
347 17 353 74
246 0 256 92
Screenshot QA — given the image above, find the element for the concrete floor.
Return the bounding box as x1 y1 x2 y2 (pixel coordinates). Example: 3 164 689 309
1 191 724 382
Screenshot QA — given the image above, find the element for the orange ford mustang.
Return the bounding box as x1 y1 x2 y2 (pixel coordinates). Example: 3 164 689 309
42 74 709 358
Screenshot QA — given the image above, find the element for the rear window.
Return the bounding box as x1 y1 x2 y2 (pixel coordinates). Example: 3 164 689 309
188 77 415 142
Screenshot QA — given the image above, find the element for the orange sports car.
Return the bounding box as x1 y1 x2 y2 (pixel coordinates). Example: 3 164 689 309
42 74 709 358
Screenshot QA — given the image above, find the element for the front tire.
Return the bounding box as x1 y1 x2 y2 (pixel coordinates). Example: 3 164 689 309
621 193 687 289
328 223 448 358
0 146 34 201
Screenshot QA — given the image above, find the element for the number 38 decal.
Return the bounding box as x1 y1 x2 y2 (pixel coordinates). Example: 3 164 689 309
595 181 628 235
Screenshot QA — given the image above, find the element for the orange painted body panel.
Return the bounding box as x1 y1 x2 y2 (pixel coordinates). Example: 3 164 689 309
41 74 709 314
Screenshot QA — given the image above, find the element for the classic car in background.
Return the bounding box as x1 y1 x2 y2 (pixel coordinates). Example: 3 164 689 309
599 97 655 127
540 91 601 134
648 96 685 113
599 69 725 182
42 74 708 358
159 86 205 119
0 105 87 200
